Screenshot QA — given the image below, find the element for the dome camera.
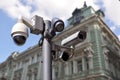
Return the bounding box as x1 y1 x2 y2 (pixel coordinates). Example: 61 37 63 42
11 22 28 46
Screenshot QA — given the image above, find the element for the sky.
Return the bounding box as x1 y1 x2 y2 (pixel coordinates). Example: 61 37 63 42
0 0 120 63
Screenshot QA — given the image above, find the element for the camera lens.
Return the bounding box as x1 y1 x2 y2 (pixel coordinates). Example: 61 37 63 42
78 31 86 41
13 35 26 45
55 21 64 32
52 18 64 32
61 51 69 61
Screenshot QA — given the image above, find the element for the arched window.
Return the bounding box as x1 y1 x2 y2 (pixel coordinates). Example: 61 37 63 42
27 69 32 80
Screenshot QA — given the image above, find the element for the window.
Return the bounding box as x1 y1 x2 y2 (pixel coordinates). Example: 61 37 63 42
34 74 37 80
34 68 38 80
77 59 82 72
28 75 32 80
19 62 22 68
13 74 17 80
55 67 58 78
73 15 81 24
27 70 32 80
18 73 22 80
32 56 34 63
85 57 89 70
73 13 84 25
37 54 40 61
70 61 73 74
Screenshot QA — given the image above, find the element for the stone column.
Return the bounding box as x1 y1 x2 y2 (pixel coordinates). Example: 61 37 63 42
10 69 15 80
37 59 43 80
31 72 34 80
88 54 93 70
34 54 37 63
84 47 94 70
104 55 109 71
58 62 63 78
22 63 28 80
29 57 32 65
82 55 86 71
65 62 69 75
52 67 55 80
73 61 77 74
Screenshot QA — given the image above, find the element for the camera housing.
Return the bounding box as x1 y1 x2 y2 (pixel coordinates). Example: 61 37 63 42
50 18 64 37
11 22 28 46
61 31 86 46
59 51 70 61
52 18 64 32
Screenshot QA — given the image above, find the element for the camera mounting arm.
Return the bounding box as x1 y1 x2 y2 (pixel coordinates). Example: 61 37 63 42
18 15 44 35
52 43 74 61
17 15 33 29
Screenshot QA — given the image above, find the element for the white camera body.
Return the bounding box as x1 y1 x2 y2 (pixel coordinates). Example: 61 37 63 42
11 21 29 45
11 22 28 38
11 16 31 46
11 15 65 46
61 31 86 46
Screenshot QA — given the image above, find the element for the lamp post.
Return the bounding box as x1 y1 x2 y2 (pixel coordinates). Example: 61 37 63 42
42 20 52 80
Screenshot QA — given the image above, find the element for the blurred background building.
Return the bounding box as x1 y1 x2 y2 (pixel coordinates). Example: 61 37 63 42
0 3 120 80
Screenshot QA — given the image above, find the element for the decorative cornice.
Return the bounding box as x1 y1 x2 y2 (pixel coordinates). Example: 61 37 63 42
97 16 120 47
15 45 41 61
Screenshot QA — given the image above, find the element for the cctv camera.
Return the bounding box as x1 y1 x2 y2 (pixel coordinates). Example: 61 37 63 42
49 18 64 38
11 22 28 46
61 31 86 46
52 18 64 32
59 51 70 61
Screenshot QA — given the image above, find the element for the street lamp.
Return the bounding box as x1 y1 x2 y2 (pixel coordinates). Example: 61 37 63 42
11 15 70 80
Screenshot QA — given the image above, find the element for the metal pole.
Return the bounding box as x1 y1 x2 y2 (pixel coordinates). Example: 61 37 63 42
42 20 52 80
